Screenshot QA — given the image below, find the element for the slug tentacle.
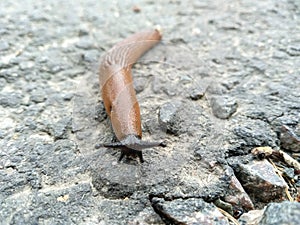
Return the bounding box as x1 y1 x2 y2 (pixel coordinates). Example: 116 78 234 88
95 135 166 163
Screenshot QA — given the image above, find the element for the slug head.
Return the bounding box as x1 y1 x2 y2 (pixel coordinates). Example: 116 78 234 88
95 134 166 163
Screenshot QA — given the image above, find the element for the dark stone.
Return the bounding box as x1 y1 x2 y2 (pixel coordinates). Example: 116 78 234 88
259 201 300 225
228 158 287 202
94 101 107 123
26 170 42 189
280 125 300 152
224 168 254 213
78 29 89 37
151 197 229 224
158 101 182 135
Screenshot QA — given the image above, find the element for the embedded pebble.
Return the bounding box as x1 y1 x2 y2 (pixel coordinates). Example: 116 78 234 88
49 117 71 140
0 92 23 108
158 101 182 135
30 90 47 103
0 41 10 51
210 95 238 119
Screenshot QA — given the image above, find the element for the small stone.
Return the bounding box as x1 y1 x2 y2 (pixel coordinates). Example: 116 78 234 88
78 29 89 37
49 117 71 140
0 130 6 139
259 201 300 225
224 173 254 214
19 61 35 70
189 87 205 100
151 197 229 225
94 102 107 123
219 21 241 31
57 194 69 202
133 77 147 94
75 38 95 50
25 118 37 130
30 90 47 103
132 5 141 13
131 207 163 224
62 93 73 101
272 50 288 59
230 159 288 202
238 209 264 225
280 125 300 152
283 167 295 180
50 65 64 74
210 95 238 119
285 44 300 56
248 58 267 73
82 50 99 62
158 101 182 135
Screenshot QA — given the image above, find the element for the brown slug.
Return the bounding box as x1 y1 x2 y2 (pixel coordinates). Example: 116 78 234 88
96 29 164 163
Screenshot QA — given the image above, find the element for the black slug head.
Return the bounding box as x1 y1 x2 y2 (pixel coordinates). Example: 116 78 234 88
95 134 166 163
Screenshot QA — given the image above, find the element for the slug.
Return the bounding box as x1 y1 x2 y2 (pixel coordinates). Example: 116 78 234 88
96 29 164 163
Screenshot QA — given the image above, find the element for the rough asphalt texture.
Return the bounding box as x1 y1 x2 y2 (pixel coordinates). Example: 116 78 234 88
0 0 299 224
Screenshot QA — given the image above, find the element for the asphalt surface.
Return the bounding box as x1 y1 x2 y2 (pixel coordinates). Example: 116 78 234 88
0 0 299 224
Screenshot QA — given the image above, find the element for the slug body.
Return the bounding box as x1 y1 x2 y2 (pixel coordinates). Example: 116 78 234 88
98 29 163 162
